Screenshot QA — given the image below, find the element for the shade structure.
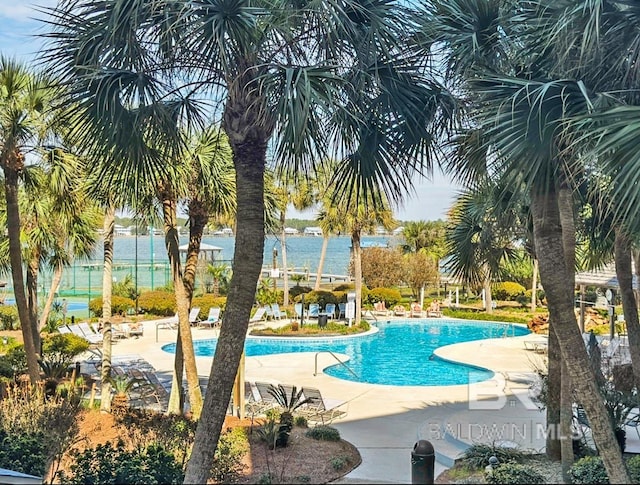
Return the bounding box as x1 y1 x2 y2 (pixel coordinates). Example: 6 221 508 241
575 262 638 290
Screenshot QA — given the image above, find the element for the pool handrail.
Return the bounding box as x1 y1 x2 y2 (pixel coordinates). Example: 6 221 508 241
314 350 358 378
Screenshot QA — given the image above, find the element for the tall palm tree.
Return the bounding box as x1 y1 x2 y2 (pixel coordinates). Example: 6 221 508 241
0 58 57 383
168 126 235 416
333 186 396 325
422 0 630 480
43 1 454 481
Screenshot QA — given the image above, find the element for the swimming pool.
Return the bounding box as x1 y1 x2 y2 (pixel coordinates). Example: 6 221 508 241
162 319 529 386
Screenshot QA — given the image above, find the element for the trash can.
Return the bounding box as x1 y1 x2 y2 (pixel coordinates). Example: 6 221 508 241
411 439 435 484
318 314 328 328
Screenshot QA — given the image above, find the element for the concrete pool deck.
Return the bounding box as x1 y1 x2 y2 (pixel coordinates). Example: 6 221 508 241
108 317 550 483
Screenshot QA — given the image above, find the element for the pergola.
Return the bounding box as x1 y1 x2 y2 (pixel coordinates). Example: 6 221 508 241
574 262 638 334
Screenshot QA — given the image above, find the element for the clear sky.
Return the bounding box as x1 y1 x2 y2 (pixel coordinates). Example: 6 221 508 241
0 1 461 222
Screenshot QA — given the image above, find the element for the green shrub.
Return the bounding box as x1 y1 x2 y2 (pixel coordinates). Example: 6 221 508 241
289 285 313 299
0 358 13 379
192 295 227 318
367 287 402 307
137 291 177 316
626 455 640 483
492 282 526 301
2 346 27 375
88 295 136 317
0 306 19 330
487 463 545 484
113 274 140 301
569 456 608 484
294 415 308 427
0 429 47 477
64 440 183 484
42 334 90 367
298 290 338 307
330 455 351 471
305 425 340 442
459 443 527 470
212 427 248 483
333 284 354 292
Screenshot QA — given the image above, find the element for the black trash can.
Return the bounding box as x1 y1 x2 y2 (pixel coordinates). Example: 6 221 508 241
411 440 435 484
318 314 328 328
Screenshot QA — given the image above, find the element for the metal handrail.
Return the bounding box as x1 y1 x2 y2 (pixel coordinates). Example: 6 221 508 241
314 351 359 378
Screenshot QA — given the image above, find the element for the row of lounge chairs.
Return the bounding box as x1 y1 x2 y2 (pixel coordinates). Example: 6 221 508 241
237 381 348 425
59 321 143 343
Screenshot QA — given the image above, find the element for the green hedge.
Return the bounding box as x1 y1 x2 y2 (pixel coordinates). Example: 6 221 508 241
367 287 402 307
192 295 227 319
492 282 526 301
88 296 136 317
0 306 19 331
137 291 176 316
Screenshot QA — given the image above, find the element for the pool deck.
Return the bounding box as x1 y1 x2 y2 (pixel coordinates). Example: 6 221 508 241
108 316 551 484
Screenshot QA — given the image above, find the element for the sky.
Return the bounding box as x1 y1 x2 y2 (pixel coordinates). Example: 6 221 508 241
0 1 462 222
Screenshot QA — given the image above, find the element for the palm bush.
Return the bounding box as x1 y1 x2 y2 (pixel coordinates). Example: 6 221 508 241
267 384 310 447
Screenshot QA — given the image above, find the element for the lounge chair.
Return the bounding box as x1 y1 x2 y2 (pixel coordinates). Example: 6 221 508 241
308 303 320 318
249 306 268 326
270 303 287 320
374 301 390 316
294 303 304 319
300 386 348 425
255 381 279 408
76 322 104 344
410 303 425 318
117 322 143 338
189 307 202 326
324 303 336 320
201 307 221 328
427 301 442 318
337 303 346 319
393 305 407 317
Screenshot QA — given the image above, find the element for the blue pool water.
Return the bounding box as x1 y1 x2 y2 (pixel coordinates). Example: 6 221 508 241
163 319 529 386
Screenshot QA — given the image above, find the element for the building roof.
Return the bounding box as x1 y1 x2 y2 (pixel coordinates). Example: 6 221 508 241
575 262 638 290
0 468 42 484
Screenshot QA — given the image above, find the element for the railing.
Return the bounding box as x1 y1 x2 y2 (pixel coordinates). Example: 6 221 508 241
314 351 359 378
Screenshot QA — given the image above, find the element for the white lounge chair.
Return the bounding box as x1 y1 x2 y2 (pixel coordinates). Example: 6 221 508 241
301 386 348 425
270 303 287 320
189 307 202 326
249 306 268 326
201 307 221 328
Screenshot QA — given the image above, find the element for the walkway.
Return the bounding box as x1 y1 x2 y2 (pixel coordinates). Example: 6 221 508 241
107 318 551 483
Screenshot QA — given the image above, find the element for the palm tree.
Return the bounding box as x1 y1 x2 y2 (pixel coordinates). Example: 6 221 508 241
43 1 454 481
336 187 396 325
0 58 58 383
445 183 521 314
422 0 630 480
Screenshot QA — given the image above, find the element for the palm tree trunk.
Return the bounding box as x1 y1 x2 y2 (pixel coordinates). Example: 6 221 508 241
168 198 208 415
168 327 184 415
184 134 267 484
100 205 115 413
483 275 493 314
546 329 561 460
315 234 330 292
39 265 63 332
531 258 538 312
531 189 629 483
614 231 640 388
26 257 40 353
352 229 362 325
3 166 39 383
633 249 640 307
280 213 290 306
162 193 203 418
557 184 576 475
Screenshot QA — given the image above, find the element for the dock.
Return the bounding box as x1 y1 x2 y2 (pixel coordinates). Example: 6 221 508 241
260 267 351 283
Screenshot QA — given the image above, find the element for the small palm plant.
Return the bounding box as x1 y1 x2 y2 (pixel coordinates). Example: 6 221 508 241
108 375 141 418
268 384 311 447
